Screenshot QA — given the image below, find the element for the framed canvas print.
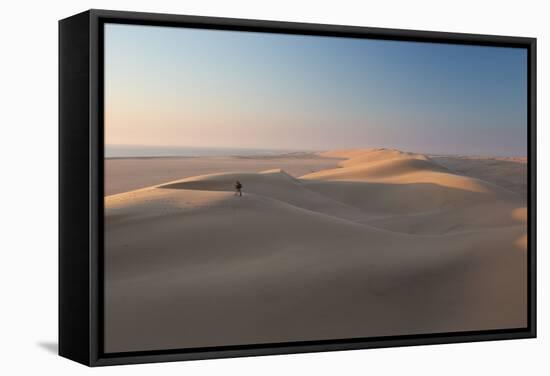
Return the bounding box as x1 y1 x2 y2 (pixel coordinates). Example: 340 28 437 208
59 9 537 366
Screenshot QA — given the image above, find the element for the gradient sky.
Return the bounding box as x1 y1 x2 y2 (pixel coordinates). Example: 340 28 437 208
104 23 527 156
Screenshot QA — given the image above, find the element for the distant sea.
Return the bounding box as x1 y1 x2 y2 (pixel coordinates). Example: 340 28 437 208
105 145 300 158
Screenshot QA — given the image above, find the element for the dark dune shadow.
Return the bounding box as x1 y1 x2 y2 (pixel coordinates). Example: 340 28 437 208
157 170 299 192
156 174 498 220
431 155 527 169
430 156 527 196
158 176 490 196
37 341 58 354
159 180 234 191
300 179 495 214
301 179 491 194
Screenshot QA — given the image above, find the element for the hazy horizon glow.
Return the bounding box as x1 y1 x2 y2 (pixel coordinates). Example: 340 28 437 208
105 23 528 156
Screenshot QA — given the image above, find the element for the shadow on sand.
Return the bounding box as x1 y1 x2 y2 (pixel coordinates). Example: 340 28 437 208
37 341 58 355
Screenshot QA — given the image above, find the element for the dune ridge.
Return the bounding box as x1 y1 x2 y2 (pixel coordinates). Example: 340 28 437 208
104 147 527 353
304 148 504 193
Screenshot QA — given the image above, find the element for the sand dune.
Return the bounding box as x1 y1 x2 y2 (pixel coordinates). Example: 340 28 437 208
304 148 506 194
430 154 528 196
104 148 528 352
301 149 525 234
105 153 340 195
318 148 377 159
156 169 366 222
338 148 429 167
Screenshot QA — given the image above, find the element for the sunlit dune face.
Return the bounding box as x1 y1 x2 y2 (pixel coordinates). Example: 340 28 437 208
509 208 527 251
303 149 493 194
515 234 528 251
511 207 528 223
382 171 491 193
105 186 231 212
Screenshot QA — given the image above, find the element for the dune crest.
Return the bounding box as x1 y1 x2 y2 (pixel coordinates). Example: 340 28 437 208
338 148 428 167
104 147 527 352
304 149 498 194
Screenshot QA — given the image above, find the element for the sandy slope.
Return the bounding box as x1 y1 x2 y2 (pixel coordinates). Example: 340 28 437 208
104 148 528 352
300 149 525 234
430 155 528 197
105 153 340 195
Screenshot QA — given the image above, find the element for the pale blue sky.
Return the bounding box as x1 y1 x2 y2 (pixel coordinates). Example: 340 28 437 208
105 23 527 156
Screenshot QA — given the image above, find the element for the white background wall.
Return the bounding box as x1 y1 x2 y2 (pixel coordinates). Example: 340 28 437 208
1 0 547 374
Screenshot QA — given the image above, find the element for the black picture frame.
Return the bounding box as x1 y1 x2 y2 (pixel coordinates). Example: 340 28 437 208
59 9 537 367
